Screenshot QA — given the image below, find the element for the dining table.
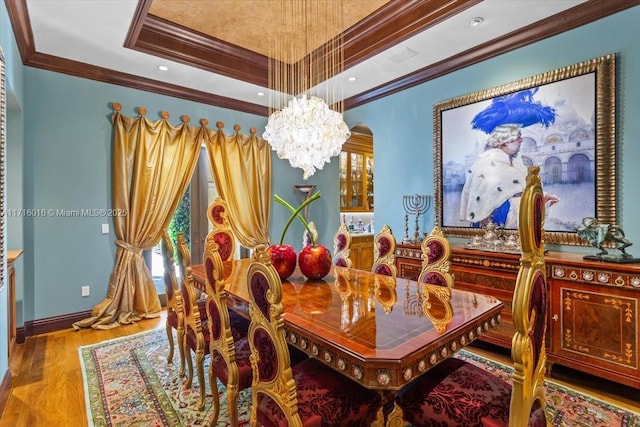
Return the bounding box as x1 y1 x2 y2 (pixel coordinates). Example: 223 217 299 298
190 258 504 424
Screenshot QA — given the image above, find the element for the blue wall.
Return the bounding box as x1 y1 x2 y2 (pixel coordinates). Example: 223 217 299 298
345 6 640 252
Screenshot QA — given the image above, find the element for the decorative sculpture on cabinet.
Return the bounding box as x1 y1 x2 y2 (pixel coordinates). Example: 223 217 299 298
577 216 637 262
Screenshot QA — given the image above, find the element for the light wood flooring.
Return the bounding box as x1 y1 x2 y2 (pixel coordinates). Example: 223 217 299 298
0 313 638 426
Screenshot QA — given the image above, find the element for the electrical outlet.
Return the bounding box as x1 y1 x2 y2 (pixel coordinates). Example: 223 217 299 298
82 285 90 297
101 223 109 234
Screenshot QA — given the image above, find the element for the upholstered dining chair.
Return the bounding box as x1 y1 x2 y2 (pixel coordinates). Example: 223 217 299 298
246 245 384 426
333 223 352 268
371 224 397 277
202 238 253 426
160 230 186 375
417 225 454 288
207 197 236 261
394 166 549 427
176 233 209 410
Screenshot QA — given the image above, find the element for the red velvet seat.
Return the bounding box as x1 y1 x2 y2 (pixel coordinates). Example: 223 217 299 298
394 166 549 427
247 246 383 426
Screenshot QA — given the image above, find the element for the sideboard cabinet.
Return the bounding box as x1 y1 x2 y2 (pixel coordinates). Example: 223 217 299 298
351 234 374 270
395 243 640 389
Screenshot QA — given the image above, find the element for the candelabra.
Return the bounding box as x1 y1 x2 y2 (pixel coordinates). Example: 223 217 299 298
402 194 432 243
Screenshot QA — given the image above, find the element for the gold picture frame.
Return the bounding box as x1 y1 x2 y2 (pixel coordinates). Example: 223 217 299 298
434 54 616 246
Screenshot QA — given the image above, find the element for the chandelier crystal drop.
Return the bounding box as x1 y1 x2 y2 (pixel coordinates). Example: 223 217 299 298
262 0 350 180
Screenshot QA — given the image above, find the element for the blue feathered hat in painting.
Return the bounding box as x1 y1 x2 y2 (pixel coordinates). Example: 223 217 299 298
471 88 556 134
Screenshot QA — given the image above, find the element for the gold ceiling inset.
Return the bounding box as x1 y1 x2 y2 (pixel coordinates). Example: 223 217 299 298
149 0 389 63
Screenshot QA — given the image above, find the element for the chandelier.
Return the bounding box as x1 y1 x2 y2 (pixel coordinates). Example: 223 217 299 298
262 0 351 180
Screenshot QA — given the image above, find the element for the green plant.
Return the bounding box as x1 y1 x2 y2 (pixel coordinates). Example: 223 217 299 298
275 191 320 245
168 189 191 257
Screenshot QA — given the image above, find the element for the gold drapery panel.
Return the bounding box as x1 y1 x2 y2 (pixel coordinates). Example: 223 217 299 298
202 123 271 249
73 105 201 330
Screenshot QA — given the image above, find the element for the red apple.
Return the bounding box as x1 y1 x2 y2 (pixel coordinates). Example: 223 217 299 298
267 244 297 280
298 244 332 280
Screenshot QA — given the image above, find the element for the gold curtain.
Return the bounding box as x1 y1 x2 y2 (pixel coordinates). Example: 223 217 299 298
201 123 271 248
73 106 201 330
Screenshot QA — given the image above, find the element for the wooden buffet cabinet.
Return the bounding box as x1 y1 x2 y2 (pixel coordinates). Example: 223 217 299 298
396 242 640 389
351 234 374 271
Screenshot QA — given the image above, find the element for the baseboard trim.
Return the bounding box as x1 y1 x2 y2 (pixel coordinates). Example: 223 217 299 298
17 310 93 342
16 298 167 342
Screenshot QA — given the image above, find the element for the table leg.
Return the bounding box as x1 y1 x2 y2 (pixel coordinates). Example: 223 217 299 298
385 402 406 427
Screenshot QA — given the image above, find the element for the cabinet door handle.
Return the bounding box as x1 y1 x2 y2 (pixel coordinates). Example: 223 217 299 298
552 314 558 321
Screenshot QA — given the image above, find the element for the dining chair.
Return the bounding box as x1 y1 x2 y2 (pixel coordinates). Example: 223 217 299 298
202 238 253 426
246 245 384 426
160 230 186 376
332 223 352 268
417 225 454 288
207 197 235 261
394 166 548 427
176 233 209 410
302 220 319 248
371 224 397 277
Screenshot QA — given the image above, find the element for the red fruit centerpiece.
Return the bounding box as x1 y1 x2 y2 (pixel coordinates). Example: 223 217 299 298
269 191 331 280
268 191 320 280
298 244 332 280
267 243 297 280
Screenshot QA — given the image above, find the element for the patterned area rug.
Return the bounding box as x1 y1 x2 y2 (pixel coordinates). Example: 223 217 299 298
79 329 639 426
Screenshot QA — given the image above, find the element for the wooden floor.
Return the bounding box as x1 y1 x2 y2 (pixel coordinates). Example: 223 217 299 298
0 314 638 426
1 315 164 427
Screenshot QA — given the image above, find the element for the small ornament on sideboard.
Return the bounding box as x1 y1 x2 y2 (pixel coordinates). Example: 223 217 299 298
464 221 522 254
576 216 640 263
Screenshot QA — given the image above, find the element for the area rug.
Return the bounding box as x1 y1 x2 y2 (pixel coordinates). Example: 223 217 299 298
79 329 640 427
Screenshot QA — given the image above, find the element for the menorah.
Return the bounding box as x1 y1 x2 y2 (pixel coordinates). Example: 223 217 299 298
402 194 432 244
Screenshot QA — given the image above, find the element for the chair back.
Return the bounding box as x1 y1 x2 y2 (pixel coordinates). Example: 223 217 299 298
176 233 206 355
372 224 397 277
246 245 303 425
510 166 548 426
207 197 236 261
161 230 182 317
417 226 454 288
203 237 248 424
203 238 240 370
333 223 352 268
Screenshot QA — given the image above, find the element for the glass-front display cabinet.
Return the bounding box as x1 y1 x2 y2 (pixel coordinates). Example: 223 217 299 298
340 130 373 212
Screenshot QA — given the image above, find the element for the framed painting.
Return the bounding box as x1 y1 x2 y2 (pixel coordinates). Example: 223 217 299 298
434 54 616 246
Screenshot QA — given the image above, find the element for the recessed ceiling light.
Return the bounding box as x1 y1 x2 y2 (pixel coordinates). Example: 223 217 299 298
157 65 168 71
348 76 357 82
257 91 265 97
470 17 484 27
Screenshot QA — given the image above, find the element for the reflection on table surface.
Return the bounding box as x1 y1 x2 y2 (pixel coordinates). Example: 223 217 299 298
191 258 503 390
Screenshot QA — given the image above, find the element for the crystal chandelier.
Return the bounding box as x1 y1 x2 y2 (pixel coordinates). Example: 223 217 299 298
262 0 351 180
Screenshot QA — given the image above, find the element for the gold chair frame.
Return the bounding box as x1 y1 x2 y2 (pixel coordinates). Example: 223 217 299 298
160 231 186 375
176 233 208 411
371 224 397 277
417 225 454 288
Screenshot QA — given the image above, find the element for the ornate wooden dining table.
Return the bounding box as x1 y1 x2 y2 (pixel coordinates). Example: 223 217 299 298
191 258 503 423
